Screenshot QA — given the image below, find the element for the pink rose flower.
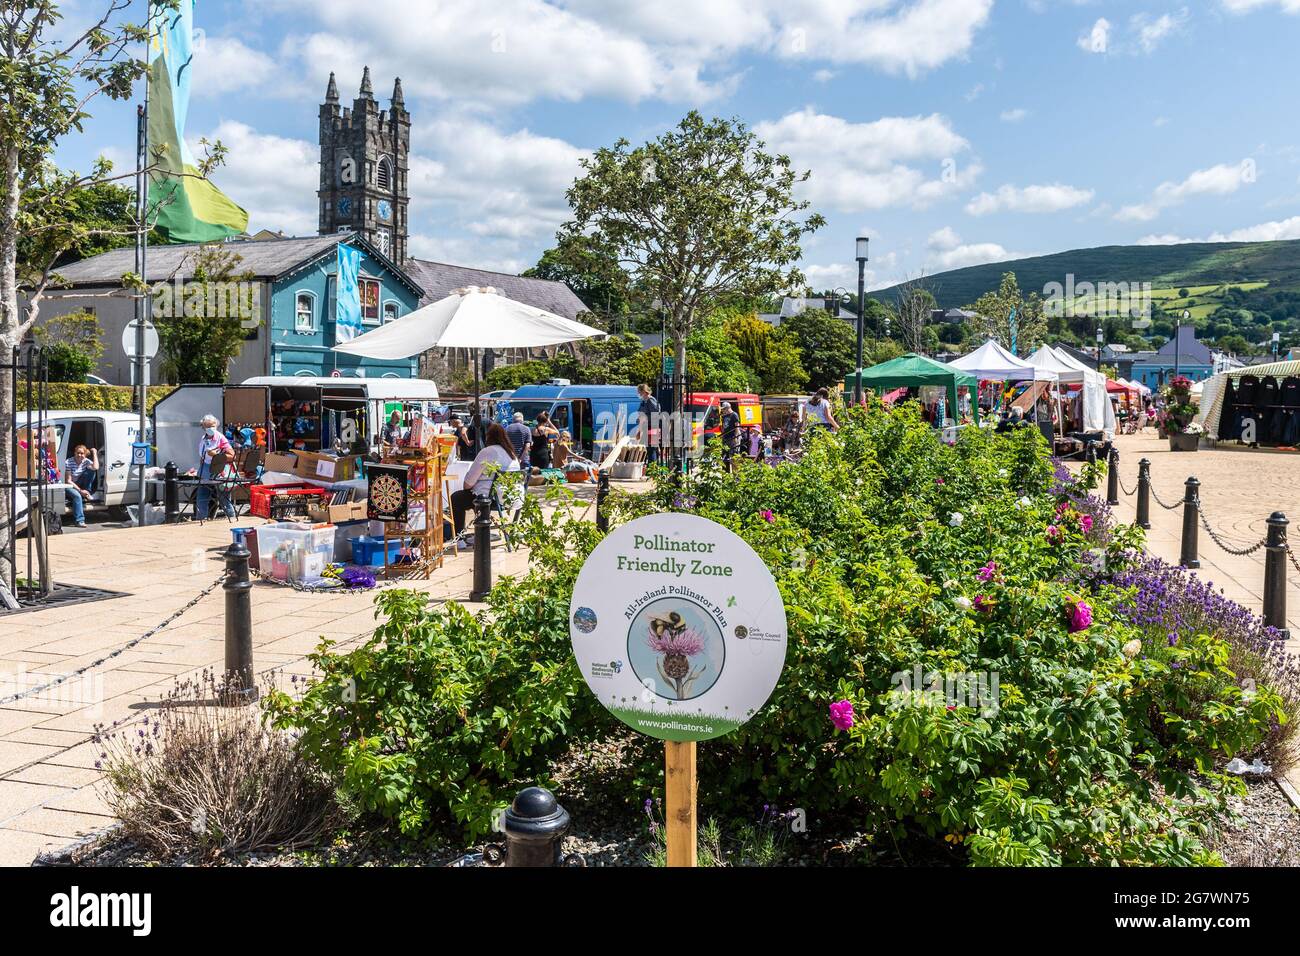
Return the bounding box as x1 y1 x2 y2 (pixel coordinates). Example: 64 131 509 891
1068 599 1093 632
977 561 997 582
760 509 775 523
1046 524 1063 542
829 699 855 731
973 594 994 613
1079 514 1094 534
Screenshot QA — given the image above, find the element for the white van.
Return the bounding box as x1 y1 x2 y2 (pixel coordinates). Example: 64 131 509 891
15 410 153 518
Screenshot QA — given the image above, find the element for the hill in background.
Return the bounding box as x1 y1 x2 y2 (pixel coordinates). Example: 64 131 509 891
872 239 1300 309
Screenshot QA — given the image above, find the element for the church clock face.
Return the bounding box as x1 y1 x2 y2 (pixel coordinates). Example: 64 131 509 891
337 196 353 217
377 199 392 222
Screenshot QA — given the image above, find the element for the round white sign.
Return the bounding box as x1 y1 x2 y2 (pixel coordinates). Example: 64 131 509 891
122 319 159 360
570 513 787 742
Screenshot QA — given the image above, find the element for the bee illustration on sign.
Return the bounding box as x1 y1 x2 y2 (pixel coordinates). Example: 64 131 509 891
631 602 724 701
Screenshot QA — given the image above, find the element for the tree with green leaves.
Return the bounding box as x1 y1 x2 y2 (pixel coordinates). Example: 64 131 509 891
522 233 630 318
34 308 103 381
722 310 807 393
780 308 855 390
560 111 823 411
153 244 257 383
965 272 1046 355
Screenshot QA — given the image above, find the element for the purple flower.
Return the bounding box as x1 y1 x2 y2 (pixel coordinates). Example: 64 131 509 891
1068 599 1093 632
647 629 706 657
973 594 994 613
1079 514 1094 534
829 699 855 731
977 561 997 582
760 509 775 523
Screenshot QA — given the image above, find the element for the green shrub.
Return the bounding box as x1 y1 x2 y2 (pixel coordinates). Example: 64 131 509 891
18 382 174 412
268 403 1290 862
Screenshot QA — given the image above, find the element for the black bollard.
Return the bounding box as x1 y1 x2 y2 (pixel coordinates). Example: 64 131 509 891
469 494 493 601
164 461 180 524
596 469 610 532
485 786 582 867
1135 458 1151 530
1263 512 1290 637
1179 476 1200 569
1106 446 1120 506
221 540 257 705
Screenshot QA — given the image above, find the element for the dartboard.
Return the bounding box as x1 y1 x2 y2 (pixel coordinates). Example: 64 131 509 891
367 464 410 521
371 475 403 512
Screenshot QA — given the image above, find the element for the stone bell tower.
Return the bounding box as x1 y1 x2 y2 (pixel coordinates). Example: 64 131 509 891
317 67 410 263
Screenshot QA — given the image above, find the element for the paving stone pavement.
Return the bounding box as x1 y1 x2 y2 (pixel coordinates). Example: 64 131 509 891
0 511 539 865
1105 431 1300 796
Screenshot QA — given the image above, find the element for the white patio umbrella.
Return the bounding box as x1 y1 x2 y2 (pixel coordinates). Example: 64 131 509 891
333 285 604 436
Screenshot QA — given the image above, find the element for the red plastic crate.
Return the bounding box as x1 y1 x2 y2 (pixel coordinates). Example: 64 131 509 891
248 484 330 519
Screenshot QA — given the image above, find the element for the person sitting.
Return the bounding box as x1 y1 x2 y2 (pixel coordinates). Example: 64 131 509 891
449 422 520 546
382 409 405 446
63 444 99 528
195 414 236 520
552 429 573 469
806 388 839 431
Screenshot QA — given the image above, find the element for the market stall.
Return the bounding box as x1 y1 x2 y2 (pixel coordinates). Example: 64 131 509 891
1025 345 1116 438
1196 359 1300 446
845 353 980 426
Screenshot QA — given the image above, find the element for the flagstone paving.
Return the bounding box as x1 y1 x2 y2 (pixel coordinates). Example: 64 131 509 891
1107 432 1300 796
0 513 537 865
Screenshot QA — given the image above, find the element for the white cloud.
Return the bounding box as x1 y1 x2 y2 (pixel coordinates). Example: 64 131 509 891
194 122 318 235
999 108 1029 123
965 182 1094 215
755 109 979 212
924 227 1031 270
1134 9 1189 53
1116 159 1256 221
1140 216 1300 244
191 36 279 96
268 0 995 109
1078 17 1111 53
1221 0 1300 13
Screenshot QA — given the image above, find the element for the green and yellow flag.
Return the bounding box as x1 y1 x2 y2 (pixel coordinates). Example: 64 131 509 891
147 0 248 242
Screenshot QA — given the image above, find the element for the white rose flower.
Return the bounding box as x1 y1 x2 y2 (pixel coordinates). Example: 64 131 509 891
949 512 964 527
954 596 973 609
1122 639 1142 659
998 469 1008 478
1015 496 1032 509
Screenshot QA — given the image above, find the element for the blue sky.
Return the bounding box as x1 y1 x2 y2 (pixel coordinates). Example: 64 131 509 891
59 0 1300 293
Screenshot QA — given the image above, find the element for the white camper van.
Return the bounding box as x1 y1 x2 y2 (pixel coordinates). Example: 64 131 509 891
15 410 152 520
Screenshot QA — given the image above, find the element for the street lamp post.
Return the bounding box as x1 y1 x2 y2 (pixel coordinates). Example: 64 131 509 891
1176 309 1189 380
1095 325 1104 371
854 237 869 404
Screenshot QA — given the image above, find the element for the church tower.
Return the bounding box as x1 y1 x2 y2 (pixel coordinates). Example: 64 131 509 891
317 67 410 263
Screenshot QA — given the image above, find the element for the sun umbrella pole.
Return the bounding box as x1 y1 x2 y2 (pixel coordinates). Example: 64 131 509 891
474 347 483 447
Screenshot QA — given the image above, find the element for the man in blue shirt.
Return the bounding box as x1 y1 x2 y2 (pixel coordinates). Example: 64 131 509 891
505 411 533 470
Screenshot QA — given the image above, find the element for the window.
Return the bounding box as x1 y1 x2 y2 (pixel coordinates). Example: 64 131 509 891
376 228 392 259
383 300 399 324
295 291 316 333
377 156 392 190
360 277 381 325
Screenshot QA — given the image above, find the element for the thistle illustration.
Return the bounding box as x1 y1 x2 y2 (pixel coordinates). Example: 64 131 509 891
646 611 706 699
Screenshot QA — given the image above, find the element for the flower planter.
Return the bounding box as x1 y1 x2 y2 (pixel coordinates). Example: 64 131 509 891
1169 432 1200 452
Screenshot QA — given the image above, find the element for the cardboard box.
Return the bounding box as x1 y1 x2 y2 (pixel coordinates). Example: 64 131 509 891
293 450 356 482
263 452 298 475
307 500 368 524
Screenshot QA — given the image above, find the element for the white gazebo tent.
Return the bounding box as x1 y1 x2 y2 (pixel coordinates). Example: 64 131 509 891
1026 345 1116 437
333 285 604 436
949 338 1057 383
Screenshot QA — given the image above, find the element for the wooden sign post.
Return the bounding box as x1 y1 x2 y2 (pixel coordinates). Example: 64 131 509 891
568 513 788 871
664 740 697 867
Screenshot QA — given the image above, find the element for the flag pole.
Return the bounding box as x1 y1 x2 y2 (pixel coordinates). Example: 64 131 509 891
133 89 149 524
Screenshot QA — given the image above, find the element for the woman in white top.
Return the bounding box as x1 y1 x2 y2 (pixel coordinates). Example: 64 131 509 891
450 422 520 539
807 387 839 432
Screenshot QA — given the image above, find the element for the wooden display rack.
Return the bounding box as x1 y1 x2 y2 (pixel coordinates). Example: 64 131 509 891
380 437 454 579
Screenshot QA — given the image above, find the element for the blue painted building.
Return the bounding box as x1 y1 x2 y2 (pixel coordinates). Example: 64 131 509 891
43 233 423 384
1127 325 1215 390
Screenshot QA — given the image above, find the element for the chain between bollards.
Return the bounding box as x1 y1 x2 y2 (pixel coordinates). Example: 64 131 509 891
1106 446 1119 506
222 540 257 706
1263 512 1290 637
1179 476 1200 569
469 493 493 602
596 469 610 533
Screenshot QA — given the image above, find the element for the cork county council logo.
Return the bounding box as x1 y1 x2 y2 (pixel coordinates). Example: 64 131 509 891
570 512 787 743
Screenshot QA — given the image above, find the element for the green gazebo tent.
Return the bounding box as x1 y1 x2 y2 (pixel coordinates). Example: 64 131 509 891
845 353 980 424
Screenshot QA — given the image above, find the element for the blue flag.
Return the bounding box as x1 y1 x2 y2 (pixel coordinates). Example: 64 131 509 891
1008 305 1018 355
335 244 362 342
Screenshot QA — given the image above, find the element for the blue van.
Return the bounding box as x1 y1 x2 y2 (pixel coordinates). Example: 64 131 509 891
498 385 641 461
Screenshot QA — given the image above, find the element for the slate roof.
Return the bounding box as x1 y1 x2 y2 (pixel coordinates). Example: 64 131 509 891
54 235 347 285
404 258 590 320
